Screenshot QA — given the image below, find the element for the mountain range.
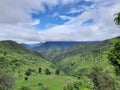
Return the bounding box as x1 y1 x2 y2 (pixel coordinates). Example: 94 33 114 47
0 36 120 90
21 41 82 51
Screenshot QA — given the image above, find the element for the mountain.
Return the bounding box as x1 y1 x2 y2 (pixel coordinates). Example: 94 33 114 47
28 41 80 52
0 40 32 54
43 41 100 63
1 36 120 90
21 42 44 50
20 43 32 49
0 40 55 74
0 40 77 90
53 36 120 75
44 36 120 63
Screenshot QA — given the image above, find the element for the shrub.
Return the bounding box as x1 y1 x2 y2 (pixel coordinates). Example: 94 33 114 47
90 67 115 90
38 67 42 74
45 69 51 75
0 69 14 90
25 68 35 76
63 77 94 90
55 69 60 75
19 86 31 90
108 41 120 75
24 77 28 81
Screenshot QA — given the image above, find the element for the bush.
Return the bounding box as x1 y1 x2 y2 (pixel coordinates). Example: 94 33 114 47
45 69 51 75
25 68 35 76
38 82 43 86
108 41 120 75
90 67 115 90
55 69 60 75
19 86 31 90
63 77 94 90
0 68 14 90
24 77 28 81
38 67 42 74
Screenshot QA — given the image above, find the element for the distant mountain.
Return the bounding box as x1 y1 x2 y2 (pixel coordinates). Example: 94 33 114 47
21 42 44 50
45 36 120 63
53 36 120 75
42 41 100 62
20 43 32 49
31 41 82 52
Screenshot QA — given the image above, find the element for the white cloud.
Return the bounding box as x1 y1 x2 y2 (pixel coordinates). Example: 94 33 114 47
0 0 120 42
0 0 45 24
52 13 73 21
68 8 83 14
59 15 72 20
0 0 81 24
61 0 80 4
30 19 40 26
52 12 59 17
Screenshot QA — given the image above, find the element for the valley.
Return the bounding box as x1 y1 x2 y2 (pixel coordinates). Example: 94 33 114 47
0 37 120 90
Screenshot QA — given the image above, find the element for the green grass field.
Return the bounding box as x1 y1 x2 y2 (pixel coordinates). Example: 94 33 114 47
15 75 77 90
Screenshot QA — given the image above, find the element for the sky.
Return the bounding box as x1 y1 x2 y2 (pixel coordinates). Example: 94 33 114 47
0 0 120 43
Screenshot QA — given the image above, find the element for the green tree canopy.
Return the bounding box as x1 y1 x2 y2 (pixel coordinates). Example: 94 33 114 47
114 12 120 25
108 41 120 75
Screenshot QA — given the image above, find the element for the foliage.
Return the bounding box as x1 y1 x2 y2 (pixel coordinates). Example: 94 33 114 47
38 67 42 74
45 69 51 75
16 75 76 90
0 68 15 90
114 12 120 25
90 67 115 90
63 77 94 90
25 68 35 76
0 38 120 90
0 40 55 90
24 77 28 81
19 86 31 90
55 69 60 75
108 40 120 75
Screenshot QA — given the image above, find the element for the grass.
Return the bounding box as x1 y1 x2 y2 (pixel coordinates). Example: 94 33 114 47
15 75 77 90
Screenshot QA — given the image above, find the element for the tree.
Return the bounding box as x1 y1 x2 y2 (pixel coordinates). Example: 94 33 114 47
0 68 14 90
63 77 94 90
108 41 120 75
108 12 120 75
19 86 31 90
55 69 60 75
25 68 35 76
38 67 42 74
25 70 31 76
24 77 28 81
3 52 7 57
45 69 51 75
114 12 120 25
90 67 115 90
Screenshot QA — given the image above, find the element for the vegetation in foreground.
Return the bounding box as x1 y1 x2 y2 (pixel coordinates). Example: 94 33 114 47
0 37 120 90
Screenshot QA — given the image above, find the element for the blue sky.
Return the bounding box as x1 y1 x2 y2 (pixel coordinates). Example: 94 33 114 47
0 0 120 42
31 0 93 29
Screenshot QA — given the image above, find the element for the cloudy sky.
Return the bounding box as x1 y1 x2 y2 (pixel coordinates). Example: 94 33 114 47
0 0 120 42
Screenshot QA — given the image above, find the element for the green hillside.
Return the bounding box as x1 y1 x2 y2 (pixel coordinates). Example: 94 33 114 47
0 40 77 90
46 37 114 64
0 37 120 90
54 37 120 90
0 40 54 73
39 37 120 90
42 42 99 63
